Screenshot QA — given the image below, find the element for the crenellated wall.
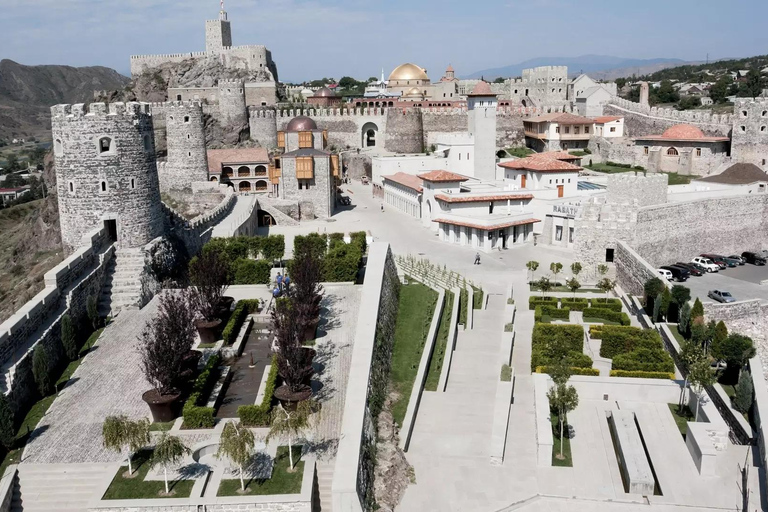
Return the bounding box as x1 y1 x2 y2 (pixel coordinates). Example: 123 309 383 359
604 97 733 137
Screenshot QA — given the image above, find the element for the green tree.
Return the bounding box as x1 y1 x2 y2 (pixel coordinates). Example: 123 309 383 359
102 416 151 475
32 344 51 396
678 302 692 339
493 77 505 84
669 285 691 322
711 333 755 383
691 298 704 321
60 314 78 361
550 262 563 283
709 75 732 104
615 78 627 89
566 278 581 296
738 68 765 98
655 80 679 104
660 287 672 321
652 292 663 323
266 401 316 471
643 277 665 311
570 262 582 277
537 277 554 297
0 394 15 450
712 321 728 349
546 367 579 460
677 96 701 110
688 355 716 422
150 433 190 494
596 278 614 297
733 370 754 414
338 76 358 89
217 422 256 492
87 295 100 330
678 338 701 411
597 264 609 276
526 261 539 283
4 154 20 173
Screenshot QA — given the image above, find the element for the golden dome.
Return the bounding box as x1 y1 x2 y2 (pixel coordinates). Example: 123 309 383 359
404 87 424 98
389 63 429 81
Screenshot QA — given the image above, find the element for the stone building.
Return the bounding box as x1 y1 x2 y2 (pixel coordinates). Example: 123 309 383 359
731 98 768 170
52 102 165 251
632 124 730 175
509 66 569 106
385 63 458 102
523 112 595 151
308 87 343 108
207 148 271 193
276 116 338 218
157 101 209 192
498 155 581 197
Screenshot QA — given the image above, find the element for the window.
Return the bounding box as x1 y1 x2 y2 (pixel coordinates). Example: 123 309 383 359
489 202 494 214
467 153 470 160
763 110 767 117
488 232 493 240
184 116 190 123
176 94 182 101
610 127 616 133
555 126 560 134
564 126 570 134
296 157 314 179
459 153 461 160
143 134 152 152
605 248 614 262
549 179 552 184
667 147 679 156
100 180 107 193
761 126 767 132
763 159 767 165
584 126 589 134
54 138 63 156
741 126 746 132
277 131 285 148
568 179 571 183
569 227 574 243
644 146 649 155
574 127 580 134
98 136 112 154
298 131 313 148
68 181 74 193
130 178 135 189
555 225 563 241
696 148 702 157
742 110 748 117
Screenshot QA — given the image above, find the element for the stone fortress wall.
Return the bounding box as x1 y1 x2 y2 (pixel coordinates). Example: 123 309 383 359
604 96 733 137
157 101 209 192
51 102 165 251
731 98 768 170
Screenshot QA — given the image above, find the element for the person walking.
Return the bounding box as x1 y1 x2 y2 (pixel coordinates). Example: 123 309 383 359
276 272 283 291
474 252 481 265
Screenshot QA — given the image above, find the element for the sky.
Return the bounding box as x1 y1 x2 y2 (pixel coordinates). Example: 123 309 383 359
1 0 767 83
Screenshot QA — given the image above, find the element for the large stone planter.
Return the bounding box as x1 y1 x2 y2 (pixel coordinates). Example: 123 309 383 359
216 296 235 320
273 385 312 411
195 318 223 345
142 389 181 422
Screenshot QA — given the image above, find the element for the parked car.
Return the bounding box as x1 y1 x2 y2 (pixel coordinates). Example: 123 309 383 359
701 254 728 269
674 262 703 276
722 256 741 268
660 265 689 282
742 251 767 265
657 268 673 281
692 256 719 273
727 255 745 265
708 289 736 303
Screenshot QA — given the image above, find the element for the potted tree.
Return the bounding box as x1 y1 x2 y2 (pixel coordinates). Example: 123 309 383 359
140 290 197 422
272 298 314 409
190 250 231 344
290 251 324 343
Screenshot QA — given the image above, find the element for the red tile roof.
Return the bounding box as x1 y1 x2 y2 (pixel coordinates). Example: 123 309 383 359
529 151 581 161
434 193 533 203
468 81 495 96
634 123 729 143
526 112 594 125
382 172 423 192
592 116 622 124
433 217 541 230
418 170 469 182
498 158 582 173
207 148 270 173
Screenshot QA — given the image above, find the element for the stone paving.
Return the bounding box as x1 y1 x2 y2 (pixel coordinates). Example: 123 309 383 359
23 298 159 464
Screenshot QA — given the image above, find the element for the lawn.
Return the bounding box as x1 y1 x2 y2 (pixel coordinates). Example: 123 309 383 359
668 324 685 345
149 421 175 432
389 282 438 426
583 317 621 326
551 414 572 467
217 446 303 496
505 146 534 158
586 163 637 174
667 403 694 439
459 288 468 327
424 291 454 392
102 449 194 499
661 172 692 185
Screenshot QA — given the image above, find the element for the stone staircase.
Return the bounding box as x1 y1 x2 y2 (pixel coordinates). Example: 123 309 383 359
316 460 334 511
98 248 145 318
11 463 113 512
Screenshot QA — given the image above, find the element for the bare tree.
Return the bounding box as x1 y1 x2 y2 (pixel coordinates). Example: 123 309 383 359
189 249 230 322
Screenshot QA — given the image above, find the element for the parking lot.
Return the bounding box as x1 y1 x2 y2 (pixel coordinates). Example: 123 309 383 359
673 262 768 304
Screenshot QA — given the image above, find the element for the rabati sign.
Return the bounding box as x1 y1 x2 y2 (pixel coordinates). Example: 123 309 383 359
552 204 578 217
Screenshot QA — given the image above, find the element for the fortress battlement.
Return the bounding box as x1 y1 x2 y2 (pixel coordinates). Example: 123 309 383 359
51 102 152 119
130 51 210 61
221 44 267 52
608 96 734 127
219 78 245 86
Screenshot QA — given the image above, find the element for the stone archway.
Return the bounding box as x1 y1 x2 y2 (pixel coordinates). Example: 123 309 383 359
362 122 379 148
210 176 219 182
239 181 252 192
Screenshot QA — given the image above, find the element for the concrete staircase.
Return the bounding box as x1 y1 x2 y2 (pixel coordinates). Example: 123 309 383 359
97 248 145 318
316 460 334 511
11 463 113 512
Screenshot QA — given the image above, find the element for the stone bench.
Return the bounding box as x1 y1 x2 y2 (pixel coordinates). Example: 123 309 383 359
608 410 655 495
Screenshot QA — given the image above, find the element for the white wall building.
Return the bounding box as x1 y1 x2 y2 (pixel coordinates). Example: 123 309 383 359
593 116 625 138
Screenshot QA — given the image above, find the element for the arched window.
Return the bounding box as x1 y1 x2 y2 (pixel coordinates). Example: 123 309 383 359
222 167 234 178
54 139 63 157
210 176 219 182
238 181 252 192
98 136 112 154
238 166 250 177
667 147 679 156
254 165 267 177
100 180 107 192
254 180 268 191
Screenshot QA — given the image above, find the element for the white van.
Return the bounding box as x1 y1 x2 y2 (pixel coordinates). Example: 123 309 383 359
657 268 673 281
692 256 719 273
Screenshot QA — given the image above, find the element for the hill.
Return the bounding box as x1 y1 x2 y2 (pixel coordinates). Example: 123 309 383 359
0 59 130 142
466 55 687 80
620 54 768 82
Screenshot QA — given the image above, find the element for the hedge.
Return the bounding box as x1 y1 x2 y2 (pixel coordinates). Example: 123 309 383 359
612 347 674 373
536 366 600 376
350 231 368 254
531 349 592 372
561 297 589 311
323 242 363 282
232 258 271 285
534 305 570 322
529 296 559 310
182 353 222 429
599 326 661 359
222 299 261 345
532 323 583 353
582 307 630 326
590 298 623 312
588 325 604 339
609 370 674 380
237 355 279 426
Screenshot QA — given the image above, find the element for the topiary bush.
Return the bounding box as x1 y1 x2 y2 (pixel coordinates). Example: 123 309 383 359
531 323 589 371
589 298 623 312
221 300 261 345
609 370 674 379
611 347 674 373
536 366 600 377
535 305 570 322
182 353 222 429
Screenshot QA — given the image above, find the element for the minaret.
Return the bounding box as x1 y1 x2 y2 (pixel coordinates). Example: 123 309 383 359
466 80 498 182
206 0 232 52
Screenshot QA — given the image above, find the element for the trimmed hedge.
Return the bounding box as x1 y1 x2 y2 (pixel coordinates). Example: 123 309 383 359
612 347 674 373
237 355 279 426
609 370 674 380
222 299 261 346
534 306 570 323
323 242 363 282
529 296 559 310
599 326 661 359
536 366 600 376
588 325 603 339
232 258 271 285
582 307 630 326
182 353 221 429
561 297 589 311
350 231 368 254
590 298 623 312
531 323 590 372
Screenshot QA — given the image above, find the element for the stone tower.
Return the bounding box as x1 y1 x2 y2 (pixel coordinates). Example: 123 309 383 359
51 102 164 251
467 81 498 181
384 108 424 153
205 7 232 53
218 79 247 127
161 101 209 191
249 107 278 148
639 82 650 107
731 98 768 170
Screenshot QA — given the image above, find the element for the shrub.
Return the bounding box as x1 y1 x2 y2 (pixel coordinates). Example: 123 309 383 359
60 314 78 361
261 235 285 262
182 353 222 429
589 324 604 339
504 322 514 332
561 298 588 311
606 161 632 168
323 241 362 282
294 233 328 260
221 300 260 346
609 370 674 379
32 344 51 396
350 231 367 254
535 305 570 322
238 356 278 426
589 298 623 312
536 366 600 376
0 394 13 449
232 258 271 285
612 347 674 373
599 326 661 359
582 307 630 326
529 296 559 310
734 370 754 414
532 324 583 353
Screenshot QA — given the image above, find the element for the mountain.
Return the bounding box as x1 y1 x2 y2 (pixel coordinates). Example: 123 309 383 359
0 59 130 141
465 55 689 81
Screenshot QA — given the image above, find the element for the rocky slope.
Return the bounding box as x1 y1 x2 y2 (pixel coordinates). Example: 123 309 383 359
0 59 130 141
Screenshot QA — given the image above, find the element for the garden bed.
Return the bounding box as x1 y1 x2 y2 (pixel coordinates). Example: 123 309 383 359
668 403 694 439
551 414 572 467
217 446 303 496
102 449 194 499
531 323 593 373
425 290 454 392
599 326 674 375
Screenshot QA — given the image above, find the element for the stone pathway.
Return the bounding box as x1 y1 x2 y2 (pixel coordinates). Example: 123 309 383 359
22 299 159 464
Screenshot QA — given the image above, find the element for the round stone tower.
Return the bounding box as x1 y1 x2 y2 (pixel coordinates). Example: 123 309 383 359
217 78 247 127
161 101 209 190
51 102 164 251
384 107 424 153
249 107 278 148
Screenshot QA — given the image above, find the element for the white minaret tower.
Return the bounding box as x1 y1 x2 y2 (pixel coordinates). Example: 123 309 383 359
466 80 498 182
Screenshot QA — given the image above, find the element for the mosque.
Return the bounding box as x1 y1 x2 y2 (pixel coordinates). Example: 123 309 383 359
362 63 460 105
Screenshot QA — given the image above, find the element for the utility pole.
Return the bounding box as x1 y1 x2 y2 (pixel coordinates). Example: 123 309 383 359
706 53 709 65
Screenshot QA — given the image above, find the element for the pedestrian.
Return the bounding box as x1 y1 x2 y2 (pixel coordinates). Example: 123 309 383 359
474 252 481 265
381 203 384 212
276 272 283 291
272 286 281 298
284 274 291 291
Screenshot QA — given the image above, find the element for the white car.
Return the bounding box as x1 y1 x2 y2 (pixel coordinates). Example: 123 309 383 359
657 268 673 281
692 256 719 273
